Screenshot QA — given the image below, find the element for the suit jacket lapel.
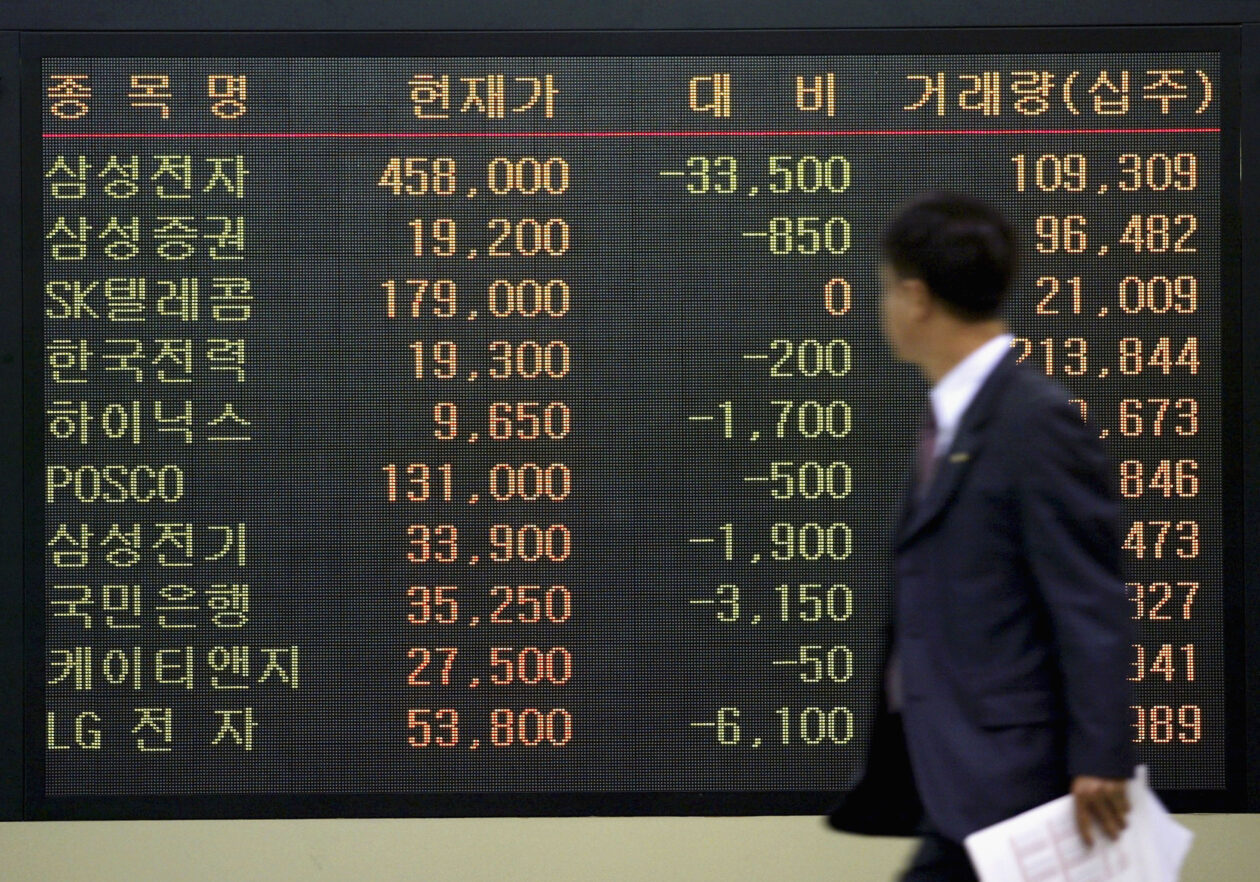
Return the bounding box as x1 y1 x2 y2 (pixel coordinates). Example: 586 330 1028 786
896 350 1020 549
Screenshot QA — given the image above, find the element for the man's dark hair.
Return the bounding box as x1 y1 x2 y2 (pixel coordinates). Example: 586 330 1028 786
879 191 1017 321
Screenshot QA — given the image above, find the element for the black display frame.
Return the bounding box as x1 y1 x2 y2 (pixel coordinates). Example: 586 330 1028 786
5 26 1251 820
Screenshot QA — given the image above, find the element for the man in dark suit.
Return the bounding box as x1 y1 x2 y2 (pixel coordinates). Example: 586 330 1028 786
830 192 1135 881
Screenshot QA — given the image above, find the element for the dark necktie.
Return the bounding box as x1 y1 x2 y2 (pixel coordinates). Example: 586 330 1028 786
915 403 938 497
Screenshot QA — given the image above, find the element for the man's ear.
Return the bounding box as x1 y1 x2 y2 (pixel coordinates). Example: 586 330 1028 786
901 276 934 320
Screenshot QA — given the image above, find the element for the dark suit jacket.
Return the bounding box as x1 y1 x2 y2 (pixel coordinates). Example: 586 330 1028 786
831 351 1134 843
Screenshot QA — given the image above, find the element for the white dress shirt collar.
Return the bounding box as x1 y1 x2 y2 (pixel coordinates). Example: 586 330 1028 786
929 333 1014 456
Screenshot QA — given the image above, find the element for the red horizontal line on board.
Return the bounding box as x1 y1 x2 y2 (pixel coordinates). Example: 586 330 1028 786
43 127 1222 139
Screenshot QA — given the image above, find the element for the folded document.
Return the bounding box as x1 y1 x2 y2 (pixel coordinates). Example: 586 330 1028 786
963 767 1193 882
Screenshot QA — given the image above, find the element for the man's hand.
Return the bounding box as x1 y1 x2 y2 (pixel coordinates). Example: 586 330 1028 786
1072 775 1130 846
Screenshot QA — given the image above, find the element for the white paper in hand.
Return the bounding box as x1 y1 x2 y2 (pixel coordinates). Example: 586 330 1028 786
963 766 1192 882
1133 767 1194 882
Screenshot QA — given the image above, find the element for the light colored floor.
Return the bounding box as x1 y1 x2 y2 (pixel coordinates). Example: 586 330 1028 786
1 814 1257 881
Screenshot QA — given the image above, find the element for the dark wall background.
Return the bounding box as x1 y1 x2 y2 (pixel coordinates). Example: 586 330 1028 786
2 0 1260 30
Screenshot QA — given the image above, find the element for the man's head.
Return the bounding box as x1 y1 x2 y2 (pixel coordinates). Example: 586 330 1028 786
878 191 1017 373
